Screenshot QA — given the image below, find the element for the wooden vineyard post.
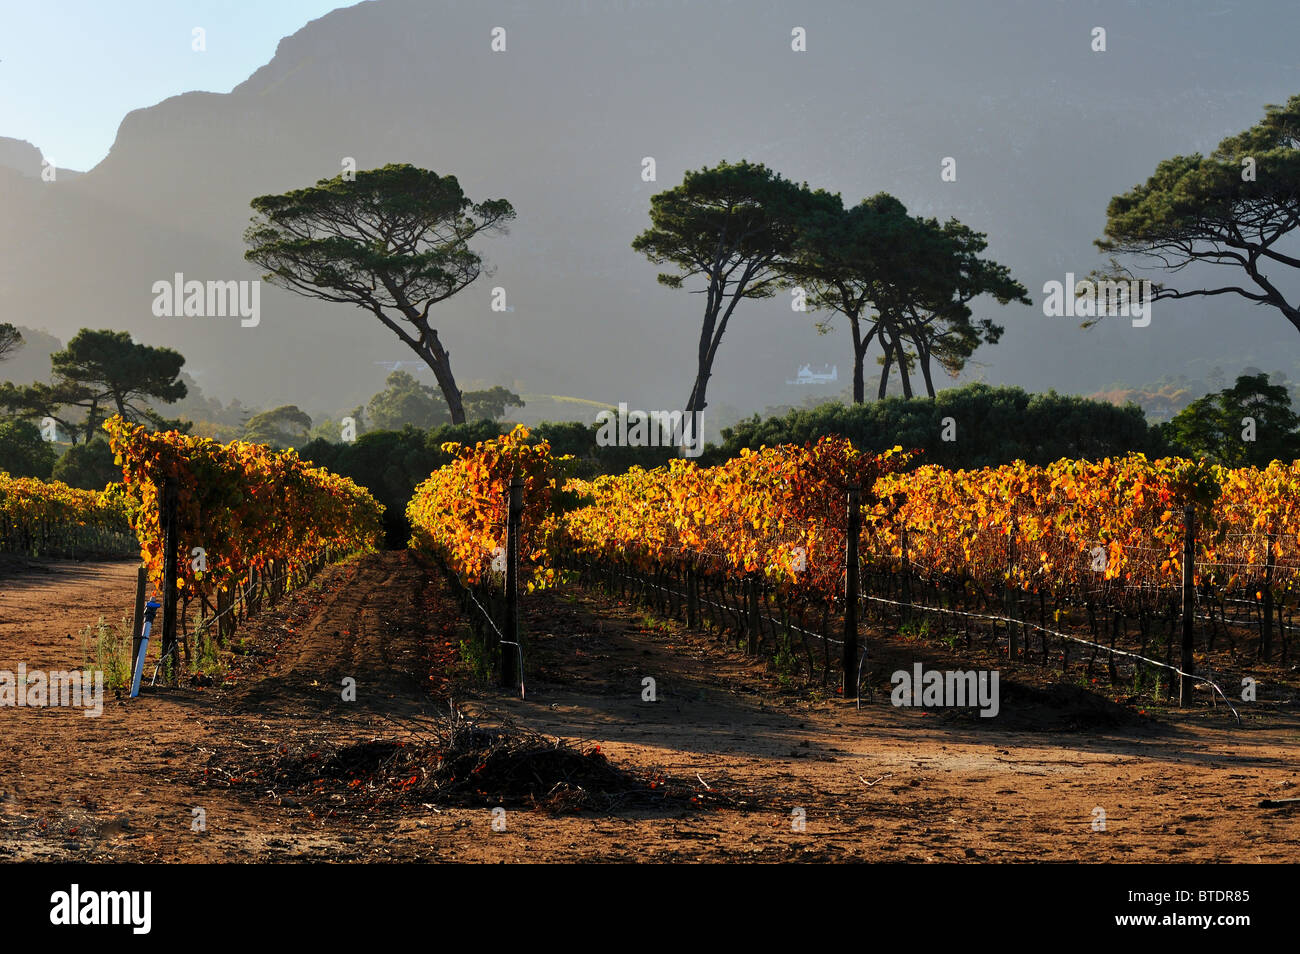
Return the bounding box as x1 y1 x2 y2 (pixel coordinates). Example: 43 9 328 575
160 476 180 684
1006 516 1017 661
1179 505 1195 706
130 565 146 675
501 475 524 689
900 525 912 625
745 578 756 654
685 564 698 629
843 484 861 700
1262 533 1275 662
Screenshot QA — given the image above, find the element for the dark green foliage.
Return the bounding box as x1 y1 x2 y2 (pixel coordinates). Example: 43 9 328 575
299 420 503 547
531 421 677 478
0 323 21 362
53 329 187 421
244 404 314 449
464 386 525 422
2 329 188 444
245 163 515 425
1159 373 1300 467
633 159 841 414
51 437 120 490
366 371 450 430
704 385 1156 468
364 373 525 432
792 193 1029 400
1096 95 1300 335
0 419 56 478
0 380 91 442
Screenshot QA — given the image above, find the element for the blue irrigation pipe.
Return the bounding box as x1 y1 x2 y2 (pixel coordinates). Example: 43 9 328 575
129 599 162 699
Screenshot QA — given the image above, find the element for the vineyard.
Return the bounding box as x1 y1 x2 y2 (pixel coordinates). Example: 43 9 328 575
0 472 135 560
406 430 1300 702
5 423 1297 867
406 427 571 680
105 416 385 651
407 427 569 593
9 388 1283 870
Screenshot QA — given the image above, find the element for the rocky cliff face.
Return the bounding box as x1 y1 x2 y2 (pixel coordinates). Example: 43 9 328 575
0 138 46 177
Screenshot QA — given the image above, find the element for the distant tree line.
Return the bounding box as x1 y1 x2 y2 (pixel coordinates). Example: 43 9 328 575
0 325 530 494
1158 373 1300 467
702 384 1155 467
297 420 676 548
4 323 1298 540
708 376 1300 469
0 327 188 487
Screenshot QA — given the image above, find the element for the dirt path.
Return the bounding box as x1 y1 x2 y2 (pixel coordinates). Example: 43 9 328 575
0 552 1296 862
460 589 1300 862
0 558 140 671
0 552 456 861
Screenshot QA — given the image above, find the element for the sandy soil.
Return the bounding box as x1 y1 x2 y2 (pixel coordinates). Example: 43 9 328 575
0 552 1296 862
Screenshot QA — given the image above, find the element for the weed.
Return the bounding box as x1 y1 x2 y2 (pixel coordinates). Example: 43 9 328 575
771 634 801 687
80 616 133 691
190 624 227 682
459 636 493 684
898 619 931 642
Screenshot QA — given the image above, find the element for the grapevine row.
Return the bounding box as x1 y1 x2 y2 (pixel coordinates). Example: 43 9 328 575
105 416 385 641
0 472 136 559
564 450 1300 607
406 434 1300 686
406 425 569 593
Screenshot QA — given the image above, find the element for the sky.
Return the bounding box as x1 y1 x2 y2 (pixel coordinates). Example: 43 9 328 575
0 0 350 171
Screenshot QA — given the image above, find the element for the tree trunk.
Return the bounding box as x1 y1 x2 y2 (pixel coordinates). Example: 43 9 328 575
850 313 872 404
877 332 894 400
686 368 711 416
683 260 766 417
916 336 936 398
686 279 725 416
894 330 913 398
84 399 101 443
419 330 465 425
853 348 866 404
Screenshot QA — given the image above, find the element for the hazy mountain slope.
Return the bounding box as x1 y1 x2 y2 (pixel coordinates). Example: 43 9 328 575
2 0 1298 418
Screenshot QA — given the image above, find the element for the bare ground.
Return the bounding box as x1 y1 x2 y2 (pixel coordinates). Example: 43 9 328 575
0 552 1296 862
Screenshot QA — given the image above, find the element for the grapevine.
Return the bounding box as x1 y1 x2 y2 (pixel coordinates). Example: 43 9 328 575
0 472 135 558
105 415 385 627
